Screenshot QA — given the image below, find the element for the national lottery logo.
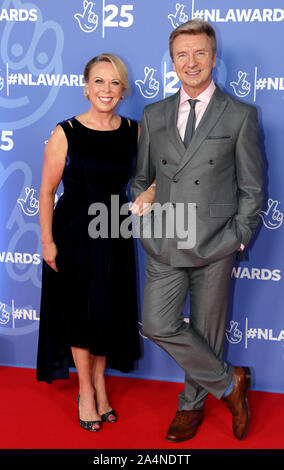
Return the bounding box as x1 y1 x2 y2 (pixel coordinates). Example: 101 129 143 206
168 2 284 26
0 299 39 336
226 320 242 345
226 318 284 349
0 161 42 287
135 55 178 101
230 71 251 99
17 187 39 216
259 199 283 230
230 68 284 102
135 67 160 99
168 3 189 29
74 0 98 32
74 0 134 38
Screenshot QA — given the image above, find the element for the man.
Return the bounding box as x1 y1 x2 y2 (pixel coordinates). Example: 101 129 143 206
131 19 263 442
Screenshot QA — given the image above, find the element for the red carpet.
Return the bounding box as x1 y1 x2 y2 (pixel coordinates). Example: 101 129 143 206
0 366 283 453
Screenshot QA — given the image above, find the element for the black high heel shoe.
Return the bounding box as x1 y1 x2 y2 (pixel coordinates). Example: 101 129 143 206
77 394 102 432
101 409 117 423
94 389 117 423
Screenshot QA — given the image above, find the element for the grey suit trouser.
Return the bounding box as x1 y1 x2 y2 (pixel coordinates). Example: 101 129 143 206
142 252 235 411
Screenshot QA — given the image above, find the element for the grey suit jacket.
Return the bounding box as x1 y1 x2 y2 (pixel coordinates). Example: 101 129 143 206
131 85 264 267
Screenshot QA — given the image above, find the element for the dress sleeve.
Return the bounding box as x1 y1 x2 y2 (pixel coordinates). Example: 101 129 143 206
57 118 74 141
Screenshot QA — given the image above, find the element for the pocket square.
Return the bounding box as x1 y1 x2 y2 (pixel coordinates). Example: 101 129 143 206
206 135 231 140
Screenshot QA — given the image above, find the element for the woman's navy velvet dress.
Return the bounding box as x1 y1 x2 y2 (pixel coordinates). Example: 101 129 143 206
37 117 140 383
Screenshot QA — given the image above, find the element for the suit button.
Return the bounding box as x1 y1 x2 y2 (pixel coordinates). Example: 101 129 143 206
172 177 178 183
195 180 200 185
209 159 214 165
162 159 167 165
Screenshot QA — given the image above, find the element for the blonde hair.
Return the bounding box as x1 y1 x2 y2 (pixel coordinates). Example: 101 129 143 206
169 19 217 59
83 53 130 98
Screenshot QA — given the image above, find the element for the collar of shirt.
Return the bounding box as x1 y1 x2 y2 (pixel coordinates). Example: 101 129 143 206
177 81 216 139
179 80 216 107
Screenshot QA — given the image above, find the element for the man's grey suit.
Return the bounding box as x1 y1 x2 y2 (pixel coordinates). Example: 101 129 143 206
131 85 263 410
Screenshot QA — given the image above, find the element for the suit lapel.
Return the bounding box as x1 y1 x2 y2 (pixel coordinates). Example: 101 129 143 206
165 91 186 160
175 86 229 175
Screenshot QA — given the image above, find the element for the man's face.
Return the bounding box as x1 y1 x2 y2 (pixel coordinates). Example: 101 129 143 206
172 33 216 97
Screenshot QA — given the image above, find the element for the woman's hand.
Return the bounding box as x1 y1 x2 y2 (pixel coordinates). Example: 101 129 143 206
130 183 156 216
42 241 58 272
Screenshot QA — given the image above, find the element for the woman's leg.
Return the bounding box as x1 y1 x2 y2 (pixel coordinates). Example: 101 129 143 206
92 356 114 417
71 346 101 428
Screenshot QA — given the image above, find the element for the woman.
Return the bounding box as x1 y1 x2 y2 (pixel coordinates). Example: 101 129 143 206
36 53 156 431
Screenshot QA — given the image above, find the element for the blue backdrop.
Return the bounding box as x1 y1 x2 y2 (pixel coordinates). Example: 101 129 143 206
0 0 283 394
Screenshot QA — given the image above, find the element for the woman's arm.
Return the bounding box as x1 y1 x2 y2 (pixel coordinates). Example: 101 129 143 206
130 180 156 216
39 125 67 271
130 116 156 216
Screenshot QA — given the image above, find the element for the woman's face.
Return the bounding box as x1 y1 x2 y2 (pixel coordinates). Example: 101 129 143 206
85 61 124 113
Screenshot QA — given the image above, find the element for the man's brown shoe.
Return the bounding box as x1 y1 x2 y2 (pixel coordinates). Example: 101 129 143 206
165 410 203 443
222 366 251 440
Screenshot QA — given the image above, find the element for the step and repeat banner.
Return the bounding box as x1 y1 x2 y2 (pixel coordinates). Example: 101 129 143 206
0 0 283 393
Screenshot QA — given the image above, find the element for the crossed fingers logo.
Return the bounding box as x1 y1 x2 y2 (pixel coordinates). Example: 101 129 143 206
74 0 98 33
259 199 283 230
135 67 159 99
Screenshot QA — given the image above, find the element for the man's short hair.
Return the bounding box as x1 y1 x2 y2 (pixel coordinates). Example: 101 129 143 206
169 19 217 59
